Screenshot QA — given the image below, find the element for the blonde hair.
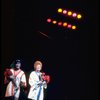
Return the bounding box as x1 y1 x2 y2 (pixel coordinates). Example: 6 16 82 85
34 60 42 69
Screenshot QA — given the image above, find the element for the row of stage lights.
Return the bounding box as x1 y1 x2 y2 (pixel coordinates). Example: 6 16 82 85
46 8 82 30
57 8 82 19
47 18 76 30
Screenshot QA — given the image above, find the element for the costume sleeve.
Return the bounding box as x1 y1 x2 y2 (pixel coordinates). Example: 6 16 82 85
4 76 8 84
21 72 27 87
4 68 14 84
29 72 39 87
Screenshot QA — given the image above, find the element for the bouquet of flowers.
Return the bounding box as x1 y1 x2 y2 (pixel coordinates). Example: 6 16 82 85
4 68 17 88
4 68 13 77
41 72 50 84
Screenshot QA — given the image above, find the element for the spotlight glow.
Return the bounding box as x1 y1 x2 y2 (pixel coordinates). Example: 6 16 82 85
47 18 51 23
52 20 57 24
58 22 62 26
63 10 67 14
58 8 63 13
77 14 82 19
72 25 76 30
72 13 77 17
67 11 72 16
63 22 67 27
67 24 72 28
46 17 78 30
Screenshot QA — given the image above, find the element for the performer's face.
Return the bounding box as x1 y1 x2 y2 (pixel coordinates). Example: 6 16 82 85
15 63 21 69
35 64 42 71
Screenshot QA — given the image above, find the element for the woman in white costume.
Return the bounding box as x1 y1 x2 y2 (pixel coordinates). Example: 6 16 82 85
28 61 50 100
4 60 27 100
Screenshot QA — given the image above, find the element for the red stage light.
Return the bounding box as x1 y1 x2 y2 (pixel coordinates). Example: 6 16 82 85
47 18 51 23
67 24 72 28
58 22 62 26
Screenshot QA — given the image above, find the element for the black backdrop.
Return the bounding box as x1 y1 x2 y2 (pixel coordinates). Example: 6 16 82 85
1 0 99 100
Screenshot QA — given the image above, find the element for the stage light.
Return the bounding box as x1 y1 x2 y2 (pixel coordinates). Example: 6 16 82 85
58 8 63 13
47 18 51 23
77 14 82 19
72 25 76 30
58 22 62 26
67 11 72 16
63 10 67 14
72 13 77 17
52 20 57 24
63 22 67 27
46 18 78 30
67 24 72 28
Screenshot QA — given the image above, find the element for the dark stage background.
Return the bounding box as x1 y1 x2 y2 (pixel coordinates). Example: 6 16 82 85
1 0 99 100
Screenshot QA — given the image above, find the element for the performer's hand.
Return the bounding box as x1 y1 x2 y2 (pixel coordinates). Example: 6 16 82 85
4 79 9 84
23 87 28 94
20 82 26 87
9 76 17 88
37 81 43 86
9 75 14 80
43 81 47 89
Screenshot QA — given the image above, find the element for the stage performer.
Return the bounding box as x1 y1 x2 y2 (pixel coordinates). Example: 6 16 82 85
28 60 50 100
4 59 27 100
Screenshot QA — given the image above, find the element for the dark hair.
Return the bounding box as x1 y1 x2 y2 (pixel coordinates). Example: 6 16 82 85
14 59 21 65
10 59 21 68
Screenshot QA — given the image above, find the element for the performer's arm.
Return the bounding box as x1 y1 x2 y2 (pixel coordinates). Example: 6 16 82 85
4 76 9 84
29 72 37 87
4 68 13 84
20 73 27 87
29 72 43 89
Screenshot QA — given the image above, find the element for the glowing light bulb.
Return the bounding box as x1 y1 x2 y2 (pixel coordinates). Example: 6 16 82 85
63 10 67 14
72 25 76 30
47 18 51 23
63 22 67 27
67 11 72 16
77 14 82 19
52 20 57 24
72 13 77 17
58 8 63 13
58 22 62 26
67 24 72 28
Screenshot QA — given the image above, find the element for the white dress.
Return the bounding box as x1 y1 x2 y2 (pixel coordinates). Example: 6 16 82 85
28 71 47 100
5 68 27 99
